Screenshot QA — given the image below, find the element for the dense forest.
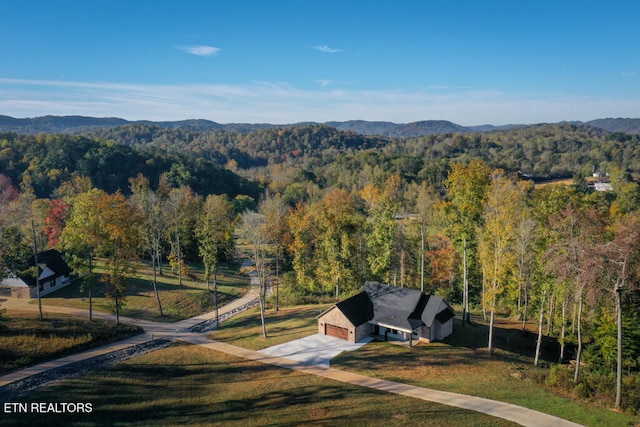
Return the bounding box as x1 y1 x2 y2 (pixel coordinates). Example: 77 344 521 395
2 121 640 410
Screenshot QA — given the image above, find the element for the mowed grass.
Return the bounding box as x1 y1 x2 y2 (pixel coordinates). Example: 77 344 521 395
0 311 141 374
210 304 330 350
0 343 518 427
209 307 639 427
333 319 640 427
38 262 249 322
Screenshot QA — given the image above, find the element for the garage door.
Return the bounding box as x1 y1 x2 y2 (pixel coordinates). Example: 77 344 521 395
325 324 349 340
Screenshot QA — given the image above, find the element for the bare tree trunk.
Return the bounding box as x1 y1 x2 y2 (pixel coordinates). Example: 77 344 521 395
214 269 219 328
488 308 495 355
546 290 555 337
615 280 623 409
534 291 546 366
462 238 468 326
420 223 425 293
521 280 529 331
177 232 183 286
152 253 164 316
115 294 120 325
574 292 583 383
559 297 567 362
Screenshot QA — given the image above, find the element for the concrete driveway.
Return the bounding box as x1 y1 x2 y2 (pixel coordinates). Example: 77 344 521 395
259 334 372 367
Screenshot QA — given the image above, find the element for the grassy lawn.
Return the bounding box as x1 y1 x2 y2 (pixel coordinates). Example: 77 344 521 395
208 306 640 427
38 262 249 322
210 304 330 350
0 311 141 374
0 343 518 427
332 318 640 427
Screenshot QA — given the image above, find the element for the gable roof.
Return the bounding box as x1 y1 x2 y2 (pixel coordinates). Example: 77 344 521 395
335 291 374 327
364 281 424 332
28 249 72 278
321 282 455 333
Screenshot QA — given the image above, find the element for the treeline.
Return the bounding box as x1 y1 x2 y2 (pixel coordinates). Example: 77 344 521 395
0 132 261 200
83 122 640 184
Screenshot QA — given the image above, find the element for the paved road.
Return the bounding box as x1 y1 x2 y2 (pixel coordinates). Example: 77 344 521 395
0 291 584 427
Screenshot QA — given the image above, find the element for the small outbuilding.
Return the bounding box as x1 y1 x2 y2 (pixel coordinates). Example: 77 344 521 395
0 249 73 298
318 282 455 345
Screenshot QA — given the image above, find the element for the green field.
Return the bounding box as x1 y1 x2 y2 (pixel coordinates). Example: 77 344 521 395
38 262 249 322
0 343 518 427
0 312 141 374
210 306 639 427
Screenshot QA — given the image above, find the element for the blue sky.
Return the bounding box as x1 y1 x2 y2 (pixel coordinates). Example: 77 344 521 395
1 0 639 125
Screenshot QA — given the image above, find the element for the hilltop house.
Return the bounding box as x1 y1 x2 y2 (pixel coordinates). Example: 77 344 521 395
0 249 72 298
317 282 455 346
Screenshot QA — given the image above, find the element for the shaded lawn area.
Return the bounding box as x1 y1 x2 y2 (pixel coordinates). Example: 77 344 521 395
0 311 141 374
0 343 518 427
210 304 330 350
38 262 249 322
332 318 640 427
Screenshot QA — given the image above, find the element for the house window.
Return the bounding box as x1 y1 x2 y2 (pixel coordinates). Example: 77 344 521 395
392 329 398 335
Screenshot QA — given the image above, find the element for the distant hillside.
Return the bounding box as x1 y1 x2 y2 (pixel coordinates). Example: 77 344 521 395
326 119 471 136
586 118 640 134
2 114 640 137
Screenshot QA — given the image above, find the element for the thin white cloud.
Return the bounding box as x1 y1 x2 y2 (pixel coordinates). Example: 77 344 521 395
178 45 220 56
1 77 639 125
313 45 342 53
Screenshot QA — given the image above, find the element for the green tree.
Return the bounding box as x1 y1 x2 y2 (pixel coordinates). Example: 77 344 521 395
196 194 236 326
440 159 491 322
477 171 530 354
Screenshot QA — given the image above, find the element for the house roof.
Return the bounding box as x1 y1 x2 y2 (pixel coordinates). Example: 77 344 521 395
28 249 72 278
334 291 374 327
364 281 424 332
322 281 455 334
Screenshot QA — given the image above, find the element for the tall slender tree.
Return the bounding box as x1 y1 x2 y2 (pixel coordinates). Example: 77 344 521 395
196 194 236 327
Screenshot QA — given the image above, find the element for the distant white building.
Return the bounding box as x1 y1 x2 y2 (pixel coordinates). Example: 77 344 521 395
594 181 613 192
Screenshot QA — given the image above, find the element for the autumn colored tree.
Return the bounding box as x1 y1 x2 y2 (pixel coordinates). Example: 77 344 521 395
312 189 364 299
129 174 171 316
259 194 289 310
440 159 491 322
604 212 640 408
95 191 141 324
61 189 104 320
287 202 316 292
239 210 268 338
166 186 201 285
363 176 401 282
477 171 531 354
63 189 141 324
196 194 236 326
43 198 71 248
545 204 607 381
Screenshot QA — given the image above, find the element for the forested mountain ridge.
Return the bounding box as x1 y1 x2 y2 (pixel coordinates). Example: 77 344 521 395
0 132 261 200
81 121 640 183
3 114 640 136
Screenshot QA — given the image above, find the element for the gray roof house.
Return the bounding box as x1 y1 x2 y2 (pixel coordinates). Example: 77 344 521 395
317 282 455 345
